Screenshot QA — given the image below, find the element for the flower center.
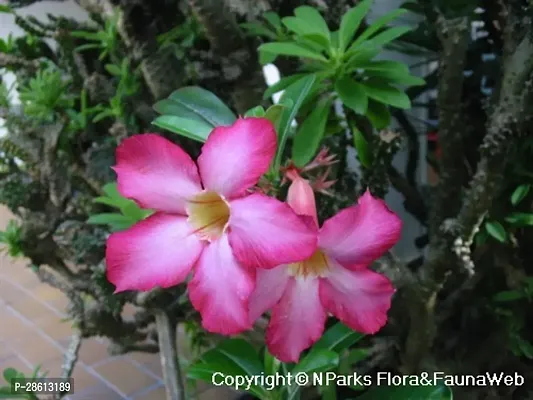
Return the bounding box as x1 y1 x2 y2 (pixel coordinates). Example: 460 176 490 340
186 191 230 241
288 249 331 278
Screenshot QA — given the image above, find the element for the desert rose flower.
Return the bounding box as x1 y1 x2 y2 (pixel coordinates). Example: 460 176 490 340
249 174 402 362
105 118 317 335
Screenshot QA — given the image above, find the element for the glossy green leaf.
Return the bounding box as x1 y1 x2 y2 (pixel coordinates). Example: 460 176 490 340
345 42 381 69
153 86 236 127
293 349 339 374
152 115 213 143
362 82 411 109
188 339 268 399
493 290 527 302
356 382 453 400
349 8 408 50
353 127 372 168
259 42 328 62
511 184 531 206
263 349 281 376
0 5 13 13
264 11 282 30
292 96 333 167
371 25 412 46
240 23 278 40
282 17 330 49
335 77 368 115
3 368 18 382
87 213 133 227
366 69 426 87
485 221 507 243
244 106 266 117
264 74 307 100
294 6 331 45
313 322 365 353
265 103 290 127
505 213 533 226
105 64 122 76
338 0 373 51
366 100 391 129
273 74 317 171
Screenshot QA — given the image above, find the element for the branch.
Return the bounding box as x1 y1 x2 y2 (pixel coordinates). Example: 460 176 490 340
0 53 39 70
155 310 186 400
188 0 267 113
430 16 470 231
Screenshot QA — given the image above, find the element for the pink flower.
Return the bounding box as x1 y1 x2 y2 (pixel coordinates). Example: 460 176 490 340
105 118 317 335
249 176 402 362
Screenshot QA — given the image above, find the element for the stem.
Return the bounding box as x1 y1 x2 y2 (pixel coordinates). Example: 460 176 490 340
155 310 186 400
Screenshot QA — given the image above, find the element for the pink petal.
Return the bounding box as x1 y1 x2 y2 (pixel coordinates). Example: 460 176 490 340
113 134 202 214
188 234 255 335
287 177 318 226
228 193 318 269
106 213 204 292
319 262 394 334
248 265 290 324
197 118 277 199
266 277 327 363
319 190 402 268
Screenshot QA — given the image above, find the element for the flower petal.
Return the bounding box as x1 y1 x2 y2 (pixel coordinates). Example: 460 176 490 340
248 265 290 324
319 190 402 268
266 277 327 363
188 234 255 335
319 263 394 334
197 118 277 199
287 177 318 226
228 193 318 269
113 134 202 214
106 213 204 292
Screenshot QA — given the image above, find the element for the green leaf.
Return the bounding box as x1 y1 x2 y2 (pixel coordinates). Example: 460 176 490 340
370 25 412 46
338 0 373 51
282 17 329 49
356 382 453 400
264 11 282 31
361 81 411 109
87 213 133 227
264 74 307 100
187 339 267 399
485 221 507 243
294 6 331 46
265 103 289 126
335 77 368 115
349 8 409 50
273 74 317 172
493 290 527 303
244 106 266 117
505 213 533 226
366 100 391 129
3 368 18 382
511 184 531 206
366 70 426 87
263 349 281 376
152 115 213 143
353 127 372 168
75 43 101 52
344 42 382 69
240 22 278 40
259 42 328 62
93 196 121 208
0 5 13 13
71 31 101 40
154 87 236 128
293 349 339 374
105 64 122 76
313 322 365 353
292 96 333 167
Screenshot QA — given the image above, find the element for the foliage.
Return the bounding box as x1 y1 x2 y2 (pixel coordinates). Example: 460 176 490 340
18 67 73 122
72 11 120 60
0 220 23 258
